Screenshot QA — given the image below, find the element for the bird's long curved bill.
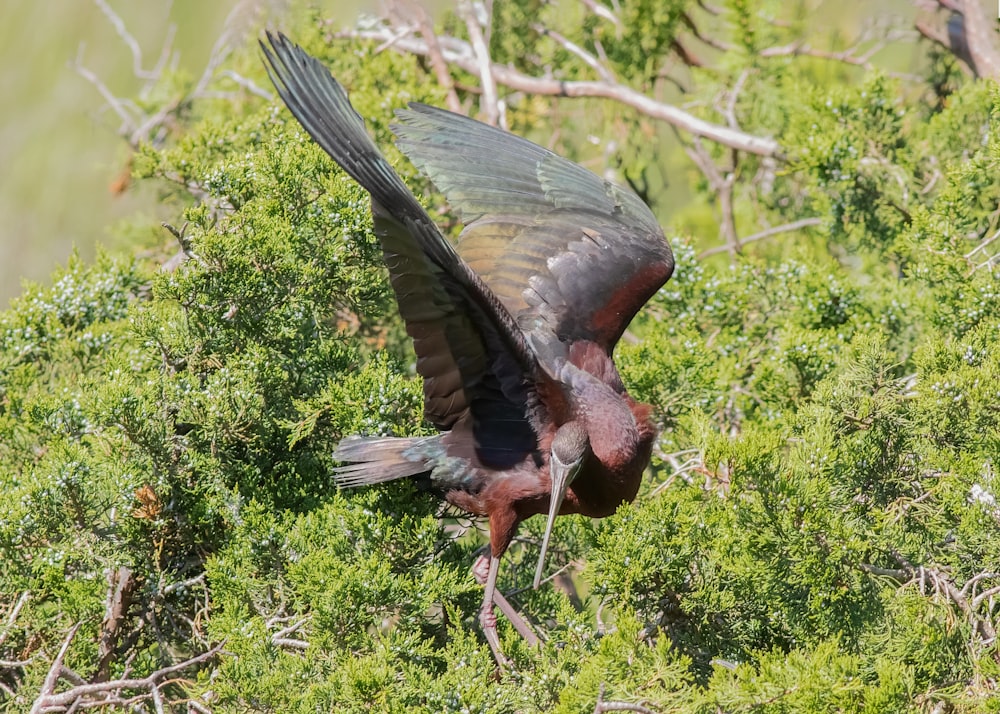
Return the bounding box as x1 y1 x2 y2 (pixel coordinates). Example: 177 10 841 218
533 456 581 589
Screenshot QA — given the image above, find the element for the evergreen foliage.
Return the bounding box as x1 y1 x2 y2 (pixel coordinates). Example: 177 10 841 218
2 2 1000 712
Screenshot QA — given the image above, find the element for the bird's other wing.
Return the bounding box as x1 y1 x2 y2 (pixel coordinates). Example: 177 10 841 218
261 33 540 468
391 104 675 366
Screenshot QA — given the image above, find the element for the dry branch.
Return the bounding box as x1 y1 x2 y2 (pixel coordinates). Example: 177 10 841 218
593 682 657 714
30 637 224 713
397 0 463 112
341 25 781 157
862 553 999 648
698 217 823 259
458 0 501 126
95 567 137 683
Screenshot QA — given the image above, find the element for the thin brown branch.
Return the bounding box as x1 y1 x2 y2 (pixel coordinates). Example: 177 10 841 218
680 10 733 52
957 0 1000 79
671 37 704 68
698 217 823 259
402 0 463 112
341 27 781 157
95 566 137 683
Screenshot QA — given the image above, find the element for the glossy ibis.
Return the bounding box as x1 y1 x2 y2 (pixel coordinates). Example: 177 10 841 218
261 32 674 665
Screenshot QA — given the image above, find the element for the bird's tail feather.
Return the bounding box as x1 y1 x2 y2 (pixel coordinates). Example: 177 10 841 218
332 434 441 488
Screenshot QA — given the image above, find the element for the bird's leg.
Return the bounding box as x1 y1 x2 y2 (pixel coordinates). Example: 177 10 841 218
474 556 540 645
474 554 509 667
472 554 540 668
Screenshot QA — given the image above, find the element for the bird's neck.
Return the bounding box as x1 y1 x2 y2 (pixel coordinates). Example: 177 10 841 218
563 346 653 482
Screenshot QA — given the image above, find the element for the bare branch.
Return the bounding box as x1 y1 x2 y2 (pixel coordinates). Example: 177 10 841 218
956 0 1000 79
971 584 1000 612
593 682 657 714
341 26 782 157
31 641 225 712
696 0 723 15
458 0 500 126
680 11 733 52
761 28 923 81
219 70 274 100
399 0 463 112
29 622 81 714
698 217 823 259
578 0 622 34
864 552 999 646
0 591 30 649
72 44 137 135
681 135 739 256
534 24 617 83
160 572 206 596
95 566 137 683
93 0 164 79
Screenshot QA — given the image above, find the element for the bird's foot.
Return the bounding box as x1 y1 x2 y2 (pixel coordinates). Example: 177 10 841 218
472 554 492 584
479 602 513 669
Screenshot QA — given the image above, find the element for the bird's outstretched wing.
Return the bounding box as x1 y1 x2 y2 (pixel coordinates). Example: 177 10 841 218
261 33 539 467
391 104 674 367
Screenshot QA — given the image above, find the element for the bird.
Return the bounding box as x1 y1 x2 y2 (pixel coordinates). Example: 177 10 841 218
260 32 674 665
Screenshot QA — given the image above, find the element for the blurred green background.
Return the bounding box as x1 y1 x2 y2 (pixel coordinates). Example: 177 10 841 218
0 0 242 306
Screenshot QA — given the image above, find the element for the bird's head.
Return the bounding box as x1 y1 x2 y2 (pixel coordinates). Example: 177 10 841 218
534 420 589 589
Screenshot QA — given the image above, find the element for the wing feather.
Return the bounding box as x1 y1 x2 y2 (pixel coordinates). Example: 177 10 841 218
392 103 674 363
261 34 541 469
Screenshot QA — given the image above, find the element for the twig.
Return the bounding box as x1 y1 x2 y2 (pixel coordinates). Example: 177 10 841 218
965 228 1000 260
160 573 206 596
865 553 999 645
534 24 617 83
682 135 739 256
593 682 657 714
578 0 622 34
29 623 82 714
272 637 309 650
760 28 923 81
219 70 273 100
93 0 168 80
680 10 732 52
0 591 30 649
698 217 822 259
72 45 137 134
400 0 462 113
